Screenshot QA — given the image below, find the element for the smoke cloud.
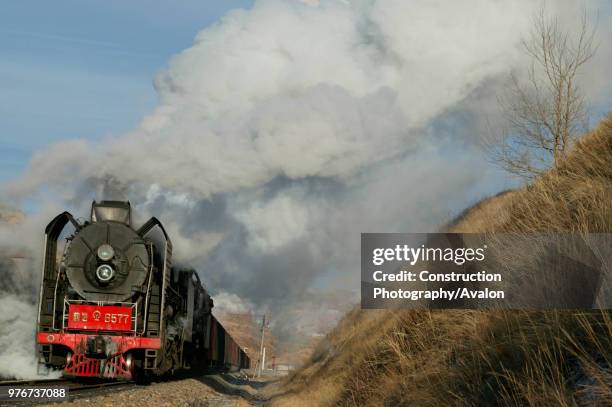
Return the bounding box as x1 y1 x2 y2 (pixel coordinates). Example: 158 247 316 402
2 0 611 374
0 206 65 378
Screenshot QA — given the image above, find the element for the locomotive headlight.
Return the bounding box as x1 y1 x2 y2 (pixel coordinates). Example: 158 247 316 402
96 264 115 282
97 244 115 261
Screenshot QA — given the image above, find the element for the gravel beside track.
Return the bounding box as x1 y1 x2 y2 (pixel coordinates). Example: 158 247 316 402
1 372 271 406
38 377 254 407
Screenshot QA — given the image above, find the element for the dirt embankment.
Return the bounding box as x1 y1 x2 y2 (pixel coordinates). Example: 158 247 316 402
265 115 612 406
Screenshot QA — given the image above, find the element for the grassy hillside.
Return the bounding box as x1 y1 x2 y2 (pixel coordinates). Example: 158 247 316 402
267 115 612 406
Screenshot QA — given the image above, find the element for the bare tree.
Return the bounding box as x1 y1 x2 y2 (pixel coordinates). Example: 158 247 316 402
488 8 597 178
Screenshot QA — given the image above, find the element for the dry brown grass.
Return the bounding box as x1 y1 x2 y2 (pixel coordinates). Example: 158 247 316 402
268 115 612 406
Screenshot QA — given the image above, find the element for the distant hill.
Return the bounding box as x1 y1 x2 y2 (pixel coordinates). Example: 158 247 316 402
214 312 277 367
216 312 324 370
0 204 24 225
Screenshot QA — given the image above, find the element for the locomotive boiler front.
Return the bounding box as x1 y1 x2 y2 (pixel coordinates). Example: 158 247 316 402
63 201 150 303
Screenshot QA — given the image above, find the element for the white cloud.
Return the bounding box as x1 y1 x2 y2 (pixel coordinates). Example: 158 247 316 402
8 0 550 200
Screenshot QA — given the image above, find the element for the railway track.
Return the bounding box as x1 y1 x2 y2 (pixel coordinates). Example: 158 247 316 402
0 378 138 405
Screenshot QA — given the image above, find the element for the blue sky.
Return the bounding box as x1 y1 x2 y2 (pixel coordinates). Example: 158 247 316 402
0 0 254 181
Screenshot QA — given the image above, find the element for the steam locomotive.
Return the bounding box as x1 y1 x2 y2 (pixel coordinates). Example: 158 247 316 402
36 201 249 380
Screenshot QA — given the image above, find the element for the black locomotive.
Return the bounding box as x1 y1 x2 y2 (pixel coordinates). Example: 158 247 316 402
36 201 249 380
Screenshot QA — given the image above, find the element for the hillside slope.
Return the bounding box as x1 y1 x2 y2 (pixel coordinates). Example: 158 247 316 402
268 115 612 406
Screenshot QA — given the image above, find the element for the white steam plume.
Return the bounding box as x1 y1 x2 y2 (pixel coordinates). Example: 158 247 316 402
10 0 537 199
0 206 65 378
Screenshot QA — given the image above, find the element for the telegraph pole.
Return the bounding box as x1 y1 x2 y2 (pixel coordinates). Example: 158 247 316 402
257 314 265 377
262 347 266 376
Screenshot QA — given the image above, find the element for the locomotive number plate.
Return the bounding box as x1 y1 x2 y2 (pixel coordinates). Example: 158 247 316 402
67 304 133 331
